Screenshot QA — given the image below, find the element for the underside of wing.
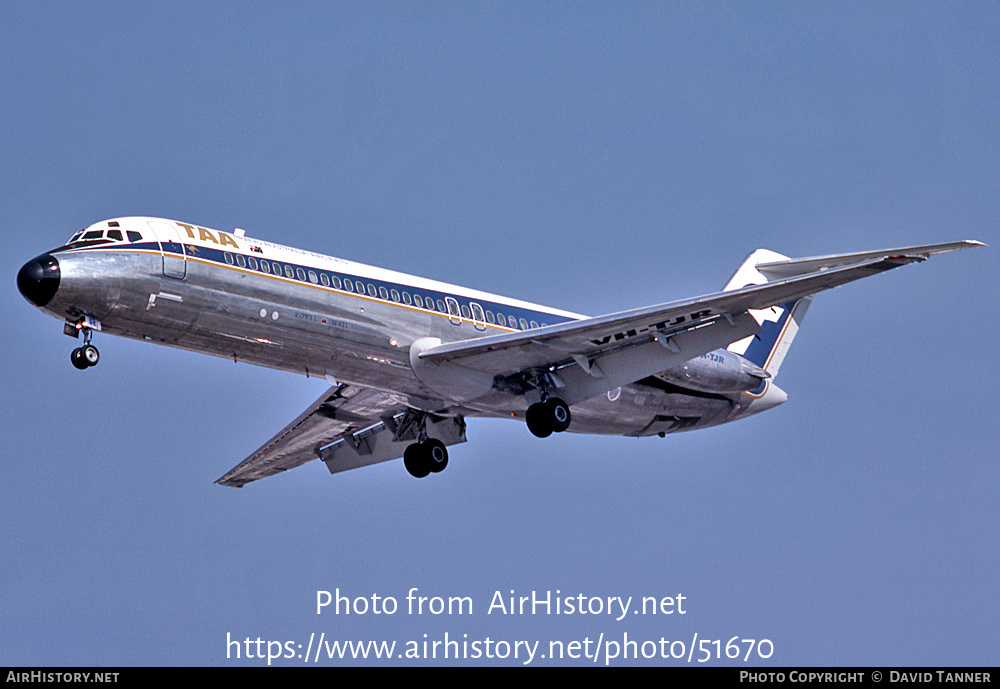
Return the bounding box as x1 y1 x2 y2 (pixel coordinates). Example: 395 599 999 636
215 384 464 487
418 240 984 378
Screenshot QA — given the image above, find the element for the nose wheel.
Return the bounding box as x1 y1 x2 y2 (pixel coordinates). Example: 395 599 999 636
68 323 100 370
71 344 100 369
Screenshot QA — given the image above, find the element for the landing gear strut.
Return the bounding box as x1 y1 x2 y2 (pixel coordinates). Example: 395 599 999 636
400 411 449 479
526 397 571 438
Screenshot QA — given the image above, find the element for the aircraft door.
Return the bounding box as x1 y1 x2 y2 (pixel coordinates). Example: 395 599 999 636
445 297 461 325
470 302 487 331
147 221 187 279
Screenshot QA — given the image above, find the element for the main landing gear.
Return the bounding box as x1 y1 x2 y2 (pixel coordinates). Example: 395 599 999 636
403 438 448 479
525 397 571 438
396 410 450 479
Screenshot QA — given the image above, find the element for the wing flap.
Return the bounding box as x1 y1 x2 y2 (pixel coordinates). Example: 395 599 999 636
215 384 409 487
540 311 762 405
318 413 467 475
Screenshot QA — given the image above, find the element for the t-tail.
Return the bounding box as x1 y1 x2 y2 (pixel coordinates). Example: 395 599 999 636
723 249 811 412
718 240 986 416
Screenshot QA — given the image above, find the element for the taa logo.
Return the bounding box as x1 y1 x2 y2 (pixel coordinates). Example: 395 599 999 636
176 222 240 249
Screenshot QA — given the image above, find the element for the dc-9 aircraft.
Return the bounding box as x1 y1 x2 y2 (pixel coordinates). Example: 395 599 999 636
17 218 982 486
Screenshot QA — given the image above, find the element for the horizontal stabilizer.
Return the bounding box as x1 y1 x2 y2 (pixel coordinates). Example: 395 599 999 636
754 240 984 280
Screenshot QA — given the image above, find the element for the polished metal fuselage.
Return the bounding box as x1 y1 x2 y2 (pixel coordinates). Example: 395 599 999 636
35 224 762 438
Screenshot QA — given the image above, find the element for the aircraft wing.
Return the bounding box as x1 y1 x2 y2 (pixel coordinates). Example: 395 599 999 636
418 241 982 403
217 240 981 486
215 384 466 487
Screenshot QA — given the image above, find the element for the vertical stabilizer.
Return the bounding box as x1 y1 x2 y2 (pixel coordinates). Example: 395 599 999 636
724 250 811 379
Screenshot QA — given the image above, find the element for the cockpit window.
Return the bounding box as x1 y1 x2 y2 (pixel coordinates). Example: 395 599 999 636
66 226 133 247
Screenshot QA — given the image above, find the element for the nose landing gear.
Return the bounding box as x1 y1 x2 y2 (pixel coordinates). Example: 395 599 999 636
67 319 101 370
71 344 100 370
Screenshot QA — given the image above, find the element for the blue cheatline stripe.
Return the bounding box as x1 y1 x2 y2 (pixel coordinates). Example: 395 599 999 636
62 242 576 332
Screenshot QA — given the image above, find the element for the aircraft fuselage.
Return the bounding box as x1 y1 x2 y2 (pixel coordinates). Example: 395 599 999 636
19 217 764 440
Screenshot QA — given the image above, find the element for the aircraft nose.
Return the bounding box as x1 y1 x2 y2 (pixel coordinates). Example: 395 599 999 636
17 253 61 307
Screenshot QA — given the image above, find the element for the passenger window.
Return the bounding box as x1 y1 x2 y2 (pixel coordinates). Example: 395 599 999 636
261 260 270 274
486 311 495 324
413 294 423 308
530 320 538 329
367 284 377 297
461 304 470 318
508 315 518 328
225 252 234 265
519 318 529 330
402 292 412 305
379 286 389 299
248 257 258 270
344 278 353 291
332 276 341 289
285 266 294 279
308 270 318 284
296 267 306 281
390 289 400 302
437 299 446 313
236 254 246 268
320 273 330 287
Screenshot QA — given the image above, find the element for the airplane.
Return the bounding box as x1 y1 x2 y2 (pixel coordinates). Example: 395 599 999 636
17 217 983 487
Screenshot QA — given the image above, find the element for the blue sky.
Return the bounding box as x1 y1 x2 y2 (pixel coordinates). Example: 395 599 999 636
2 2 997 666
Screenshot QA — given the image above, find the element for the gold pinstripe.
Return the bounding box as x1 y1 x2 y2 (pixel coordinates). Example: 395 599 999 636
739 299 806 400
66 245 523 333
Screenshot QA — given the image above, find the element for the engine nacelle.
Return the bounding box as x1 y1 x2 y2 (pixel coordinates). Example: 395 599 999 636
657 349 769 394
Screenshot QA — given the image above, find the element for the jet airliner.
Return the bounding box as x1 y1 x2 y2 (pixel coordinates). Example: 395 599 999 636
16 218 983 486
